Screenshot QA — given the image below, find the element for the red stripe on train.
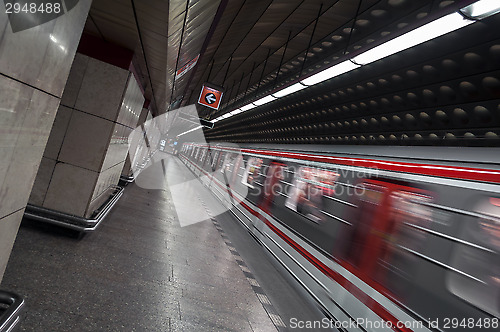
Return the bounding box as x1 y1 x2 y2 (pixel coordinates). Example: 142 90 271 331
241 148 500 184
186 144 500 184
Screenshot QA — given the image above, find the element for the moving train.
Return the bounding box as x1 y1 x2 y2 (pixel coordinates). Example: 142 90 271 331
179 142 500 332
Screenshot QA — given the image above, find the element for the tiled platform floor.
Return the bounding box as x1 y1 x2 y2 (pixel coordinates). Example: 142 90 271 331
1 156 331 331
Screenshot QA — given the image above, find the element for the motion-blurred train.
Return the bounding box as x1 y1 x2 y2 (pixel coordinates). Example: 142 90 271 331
179 142 500 332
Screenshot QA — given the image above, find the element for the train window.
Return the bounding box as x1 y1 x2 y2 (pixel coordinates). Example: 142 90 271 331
205 149 214 168
241 157 263 188
211 151 219 169
216 152 225 171
221 153 233 173
260 162 286 212
231 154 243 186
447 197 500 318
342 184 387 267
263 162 285 192
284 167 339 224
203 149 210 167
200 148 207 163
375 191 432 297
338 181 433 300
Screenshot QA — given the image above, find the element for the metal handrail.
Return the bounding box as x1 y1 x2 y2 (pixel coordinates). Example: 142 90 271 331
0 291 24 332
24 186 124 232
120 175 135 183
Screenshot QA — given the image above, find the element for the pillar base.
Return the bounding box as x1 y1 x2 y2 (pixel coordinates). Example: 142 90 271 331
119 175 135 184
24 186 124 232
0 290 24 332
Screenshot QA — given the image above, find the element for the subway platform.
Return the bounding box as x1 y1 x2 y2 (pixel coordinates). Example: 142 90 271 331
0 155 330 331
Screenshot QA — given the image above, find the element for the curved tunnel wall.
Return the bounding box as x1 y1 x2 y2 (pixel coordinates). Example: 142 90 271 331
206 13 500 146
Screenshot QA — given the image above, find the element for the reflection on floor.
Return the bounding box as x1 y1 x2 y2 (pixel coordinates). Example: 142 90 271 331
1 156 331 331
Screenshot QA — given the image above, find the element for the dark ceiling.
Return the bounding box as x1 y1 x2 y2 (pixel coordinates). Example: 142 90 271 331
82 0 500 146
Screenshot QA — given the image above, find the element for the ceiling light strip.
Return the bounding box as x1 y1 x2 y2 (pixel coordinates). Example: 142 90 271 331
178 125 203 137
351 12 473 65
212 0 499 124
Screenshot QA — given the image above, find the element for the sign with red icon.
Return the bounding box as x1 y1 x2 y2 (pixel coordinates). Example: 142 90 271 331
198 85 223 110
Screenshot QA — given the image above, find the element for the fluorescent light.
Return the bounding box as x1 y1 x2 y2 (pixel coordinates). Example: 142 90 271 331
222 110 241 118
212 7 481 108
352 13 473 65
301 60 360 86
178 125 202 137
253 95 277 106
461 0 500 19
272 83 308 98
241 103 257 111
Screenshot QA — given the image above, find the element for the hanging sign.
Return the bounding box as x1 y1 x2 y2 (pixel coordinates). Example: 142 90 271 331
198 84 223 110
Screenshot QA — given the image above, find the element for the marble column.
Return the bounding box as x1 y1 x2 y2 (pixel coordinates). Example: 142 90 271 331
29 41 145 219
0 1 93 282
121 103 153 180
128 111 161 178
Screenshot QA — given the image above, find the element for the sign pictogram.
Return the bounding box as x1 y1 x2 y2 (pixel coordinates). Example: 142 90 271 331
205 93 217 104
198 85 223 110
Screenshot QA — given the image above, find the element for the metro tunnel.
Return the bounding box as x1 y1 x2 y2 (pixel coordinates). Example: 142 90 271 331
0 0 499 331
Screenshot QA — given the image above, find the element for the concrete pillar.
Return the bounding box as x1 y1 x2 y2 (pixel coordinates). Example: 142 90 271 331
0 1 92 282
29 35 145 218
